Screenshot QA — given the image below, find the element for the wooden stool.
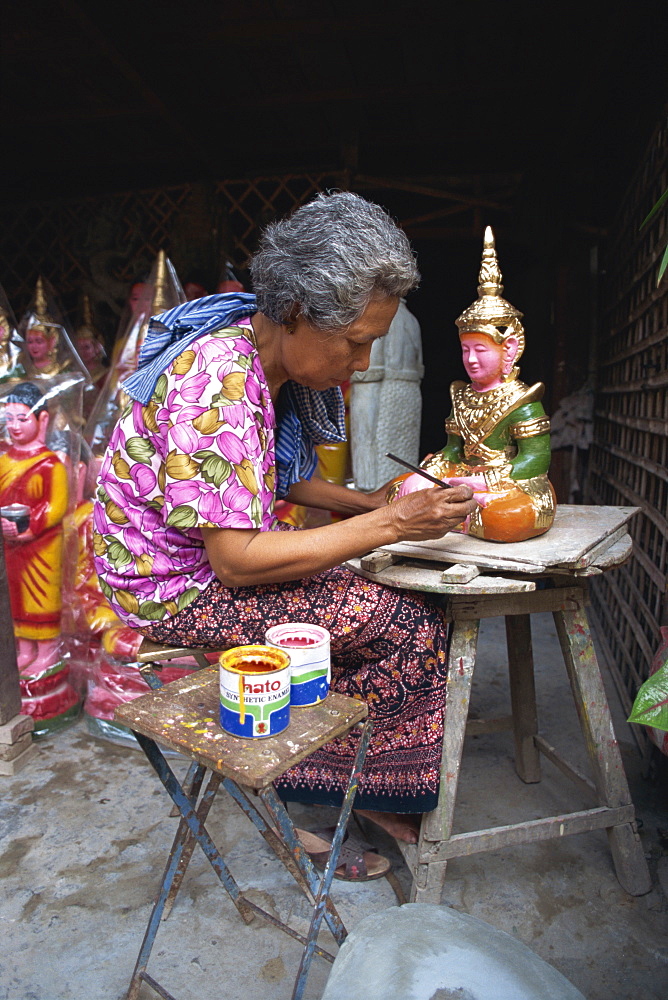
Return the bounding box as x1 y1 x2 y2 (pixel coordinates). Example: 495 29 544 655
346 505 652 903
115 666 371 1000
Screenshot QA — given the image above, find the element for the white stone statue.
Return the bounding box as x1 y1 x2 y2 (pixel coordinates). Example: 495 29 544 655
350 298 424 491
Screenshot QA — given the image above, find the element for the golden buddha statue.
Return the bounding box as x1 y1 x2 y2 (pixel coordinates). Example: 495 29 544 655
391 227 555 542
21 277 67 378
85 250 183 457
0 304 24 382
75 294 107 388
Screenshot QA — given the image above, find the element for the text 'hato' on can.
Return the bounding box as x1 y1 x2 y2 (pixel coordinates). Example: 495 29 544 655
264 623 330 707
219 645 291 738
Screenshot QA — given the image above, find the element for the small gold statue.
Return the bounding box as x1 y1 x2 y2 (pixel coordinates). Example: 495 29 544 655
85 251 184 457
0 304 24 382
391 227 555 542
75 294 107 388
21 277 69 377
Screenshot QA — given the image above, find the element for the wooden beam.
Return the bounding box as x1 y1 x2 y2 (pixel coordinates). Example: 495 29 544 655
355 174 508 210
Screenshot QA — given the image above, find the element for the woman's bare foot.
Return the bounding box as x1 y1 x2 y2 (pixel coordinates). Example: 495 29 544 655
355 809 421 844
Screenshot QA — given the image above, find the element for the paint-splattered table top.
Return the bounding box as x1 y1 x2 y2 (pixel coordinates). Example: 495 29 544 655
115 667 367 790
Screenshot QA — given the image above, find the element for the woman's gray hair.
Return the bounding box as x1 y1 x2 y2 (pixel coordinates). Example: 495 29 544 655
250 191 420 330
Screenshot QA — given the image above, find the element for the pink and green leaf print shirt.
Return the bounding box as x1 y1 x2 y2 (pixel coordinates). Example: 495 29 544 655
93 320 280 627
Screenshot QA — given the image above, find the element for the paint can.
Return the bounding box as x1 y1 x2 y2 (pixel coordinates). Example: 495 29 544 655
219 645 291 738
264 623 331 707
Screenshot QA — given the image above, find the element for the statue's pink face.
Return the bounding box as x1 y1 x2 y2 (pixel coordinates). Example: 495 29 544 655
26 328 51 364
460 331 519 391
128 282 152 316
4 402 40 446
460 333 505 389
77 334 98 365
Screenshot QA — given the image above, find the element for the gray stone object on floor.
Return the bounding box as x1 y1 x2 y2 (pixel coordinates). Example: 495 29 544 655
321 903 587 1000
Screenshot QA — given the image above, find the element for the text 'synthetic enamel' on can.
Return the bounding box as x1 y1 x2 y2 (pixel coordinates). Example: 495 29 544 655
264 623 330 707
219 645 291 738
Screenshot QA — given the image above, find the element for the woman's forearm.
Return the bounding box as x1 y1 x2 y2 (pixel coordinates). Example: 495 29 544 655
202 507 400 586
202 484 478 587
284 476 383 514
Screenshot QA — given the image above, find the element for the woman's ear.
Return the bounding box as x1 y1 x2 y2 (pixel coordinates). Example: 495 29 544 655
284 306 300 334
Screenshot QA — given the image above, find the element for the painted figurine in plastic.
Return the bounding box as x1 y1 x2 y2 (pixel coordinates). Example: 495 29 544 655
85 251 184 458
391 227 555 541
21 278 64 377
75 294 107 389
20 276 90 381
0 382 69 669
0 285 26 383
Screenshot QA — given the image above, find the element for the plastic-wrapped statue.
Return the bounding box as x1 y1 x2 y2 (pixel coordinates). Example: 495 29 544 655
350 298 424 491
75 294 108 423
85 251 185 458
20 276 88 380
391 228 555 542
0 381 80 732
0 284 26 382
0 382 69 668
75 294 107 389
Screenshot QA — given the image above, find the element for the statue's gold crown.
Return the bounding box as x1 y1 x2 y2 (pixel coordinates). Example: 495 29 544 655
77 293 103 341
30 276 59 328
455 227 525 359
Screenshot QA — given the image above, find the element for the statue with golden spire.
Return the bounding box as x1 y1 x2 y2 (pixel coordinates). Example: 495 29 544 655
84 251 185 457
20 276 88 380
390 227 555 541
75 294 107 387
0 282 25 382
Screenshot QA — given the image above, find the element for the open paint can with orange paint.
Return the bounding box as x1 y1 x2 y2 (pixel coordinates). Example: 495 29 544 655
219 645 291 738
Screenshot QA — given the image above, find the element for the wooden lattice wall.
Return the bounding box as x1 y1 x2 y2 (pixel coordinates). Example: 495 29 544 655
0 172 345 331
587 112 668 755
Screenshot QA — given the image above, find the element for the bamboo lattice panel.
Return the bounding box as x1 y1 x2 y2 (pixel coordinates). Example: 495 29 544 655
0 172 345 317
587 112 668 755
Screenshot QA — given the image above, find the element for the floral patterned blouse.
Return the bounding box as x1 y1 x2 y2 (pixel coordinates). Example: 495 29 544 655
93 319 280 628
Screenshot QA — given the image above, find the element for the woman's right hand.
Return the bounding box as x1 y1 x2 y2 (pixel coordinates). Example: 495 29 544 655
387 485 478 541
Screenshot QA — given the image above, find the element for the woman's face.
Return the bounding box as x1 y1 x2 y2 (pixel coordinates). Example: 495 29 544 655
282 296 399 391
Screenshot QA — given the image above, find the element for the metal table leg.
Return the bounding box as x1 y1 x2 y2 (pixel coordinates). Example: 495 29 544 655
126 717 373 1000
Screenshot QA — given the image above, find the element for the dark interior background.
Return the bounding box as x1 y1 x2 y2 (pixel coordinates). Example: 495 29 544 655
2 0 667 470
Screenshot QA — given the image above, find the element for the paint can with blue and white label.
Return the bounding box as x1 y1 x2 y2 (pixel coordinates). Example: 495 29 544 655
219 645 291 738
264 623 330 707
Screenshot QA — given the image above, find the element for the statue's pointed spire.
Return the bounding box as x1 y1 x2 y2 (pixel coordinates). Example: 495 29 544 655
150 251 170 314
34 276 50 320
478 226 504 298
81 292 94 330
455 227 525 362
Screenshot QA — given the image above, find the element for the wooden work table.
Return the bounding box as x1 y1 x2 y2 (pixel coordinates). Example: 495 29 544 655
345 504 652 902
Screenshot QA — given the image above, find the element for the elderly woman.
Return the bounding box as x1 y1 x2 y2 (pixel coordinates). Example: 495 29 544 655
93 192 476 860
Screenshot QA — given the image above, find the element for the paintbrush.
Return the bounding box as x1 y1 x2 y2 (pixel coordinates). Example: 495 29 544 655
386 453 453 489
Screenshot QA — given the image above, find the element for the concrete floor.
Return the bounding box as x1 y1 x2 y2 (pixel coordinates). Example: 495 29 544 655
1 613 668 1000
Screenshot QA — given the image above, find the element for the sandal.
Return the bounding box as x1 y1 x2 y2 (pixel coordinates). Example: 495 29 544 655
294 826 391 882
